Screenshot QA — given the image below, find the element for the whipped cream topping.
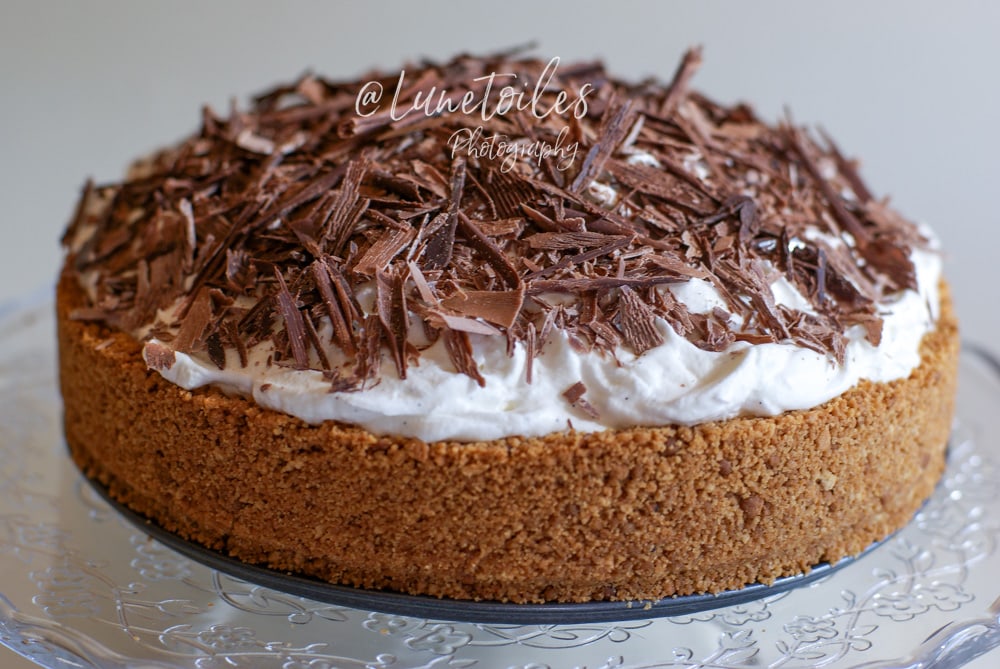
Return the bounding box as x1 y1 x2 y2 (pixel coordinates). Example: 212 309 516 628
62 52 947 444
142 242 942 443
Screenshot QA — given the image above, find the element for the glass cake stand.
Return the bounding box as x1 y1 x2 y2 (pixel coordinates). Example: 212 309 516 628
2 295 1000 669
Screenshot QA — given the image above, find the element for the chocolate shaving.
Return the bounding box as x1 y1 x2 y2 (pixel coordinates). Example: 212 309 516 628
701 312 735 351
427 310 502 336
273 269 309 369
562 381 600 419
522 322 537 383
525 231 627 251
617 287 666 354
659 46 703 118
571 98 635 193
312 258 357 357
456 213 521 288
786 127 869 244
353 315 382 384
606 159 713 216
62 49 928 393
819 127 873 203
353 225 416 277
440 287 525 329
375 268 410 379
411 160 449 198
144 341 176 371
172 287 213 353
443 329 485 386
472 218 524 237
320 159 368 256
422 156 467 269
225 248 257 293
61 179 95 247
221 319 248 368
302 311 332 371
529 275 683 294
525 236 633 281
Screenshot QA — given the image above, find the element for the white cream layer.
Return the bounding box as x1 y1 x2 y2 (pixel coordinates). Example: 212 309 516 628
142 244 942 443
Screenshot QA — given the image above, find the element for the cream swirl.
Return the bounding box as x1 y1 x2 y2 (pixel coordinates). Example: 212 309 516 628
143 242 941 442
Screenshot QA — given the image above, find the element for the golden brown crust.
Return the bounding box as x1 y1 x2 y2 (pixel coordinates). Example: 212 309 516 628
57 269 959 603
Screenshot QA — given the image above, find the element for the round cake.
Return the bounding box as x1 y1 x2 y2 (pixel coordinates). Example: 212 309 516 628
57 48 959 604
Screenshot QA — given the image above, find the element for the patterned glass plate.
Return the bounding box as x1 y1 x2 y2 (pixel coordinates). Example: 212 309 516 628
2 296 1000 669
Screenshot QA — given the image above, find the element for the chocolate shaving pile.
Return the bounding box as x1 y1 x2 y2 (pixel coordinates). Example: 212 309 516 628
64 48 927 389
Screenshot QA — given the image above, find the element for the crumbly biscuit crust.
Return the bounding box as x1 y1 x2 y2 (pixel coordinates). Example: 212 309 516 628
58 271 959 603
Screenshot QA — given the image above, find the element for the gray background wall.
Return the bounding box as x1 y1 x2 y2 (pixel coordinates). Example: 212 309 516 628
1 2 998 667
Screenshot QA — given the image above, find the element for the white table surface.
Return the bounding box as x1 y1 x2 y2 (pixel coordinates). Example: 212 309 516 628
2 1 998 667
